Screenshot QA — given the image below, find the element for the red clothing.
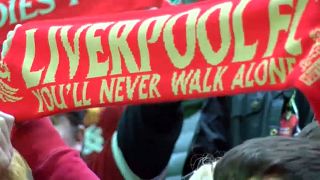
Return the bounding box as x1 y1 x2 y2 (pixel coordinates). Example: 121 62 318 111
84 140 124 180
99 106 125 141
84 106 125 180
11 117 99 180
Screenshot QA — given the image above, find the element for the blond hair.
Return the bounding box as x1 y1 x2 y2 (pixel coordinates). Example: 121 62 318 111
1 150 33 180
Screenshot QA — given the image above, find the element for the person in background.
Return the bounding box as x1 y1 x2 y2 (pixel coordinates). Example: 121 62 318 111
189 121 320 180
9 113 100 180
183 90 313 175
82 106 125 180
0 101 182 180
115 102 183 179
213 136 320 180
82 102 183 180
52 111 85 151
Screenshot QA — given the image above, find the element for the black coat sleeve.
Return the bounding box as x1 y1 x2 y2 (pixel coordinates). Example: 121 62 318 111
117 102 183 179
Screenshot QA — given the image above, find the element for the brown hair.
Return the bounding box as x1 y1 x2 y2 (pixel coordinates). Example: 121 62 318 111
1 150 33 180
214 136 320 180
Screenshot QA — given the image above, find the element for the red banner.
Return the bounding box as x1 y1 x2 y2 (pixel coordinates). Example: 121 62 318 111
1 0 320 121
0 0 163 44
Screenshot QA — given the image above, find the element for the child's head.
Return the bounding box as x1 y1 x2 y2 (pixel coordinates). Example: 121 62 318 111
214 136 320 180
190 136 320 180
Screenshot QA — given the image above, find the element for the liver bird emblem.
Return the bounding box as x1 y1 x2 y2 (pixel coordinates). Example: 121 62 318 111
0 62 22 102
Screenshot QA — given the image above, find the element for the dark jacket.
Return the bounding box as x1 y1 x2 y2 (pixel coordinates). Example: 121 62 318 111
183 90 313 175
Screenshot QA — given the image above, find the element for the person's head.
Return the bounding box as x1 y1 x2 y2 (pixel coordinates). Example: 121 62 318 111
52 111 85 151
214 136 320 180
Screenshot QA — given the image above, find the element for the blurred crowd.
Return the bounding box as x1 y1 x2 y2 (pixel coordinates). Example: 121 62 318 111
2 88 320 180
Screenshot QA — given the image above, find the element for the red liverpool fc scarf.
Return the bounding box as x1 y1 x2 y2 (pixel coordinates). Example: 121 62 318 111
0 0 163 44
1 0 319 121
